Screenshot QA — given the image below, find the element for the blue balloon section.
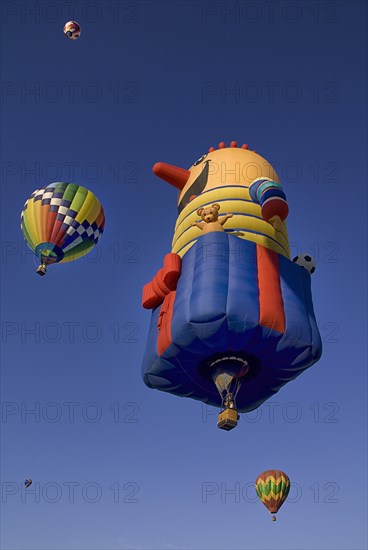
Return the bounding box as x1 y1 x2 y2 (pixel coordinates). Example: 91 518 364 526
142 232 322 412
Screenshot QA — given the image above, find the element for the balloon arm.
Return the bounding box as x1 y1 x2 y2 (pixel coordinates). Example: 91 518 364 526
142 253 182 309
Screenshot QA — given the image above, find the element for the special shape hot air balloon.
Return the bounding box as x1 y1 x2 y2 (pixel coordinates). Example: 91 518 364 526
141 141 322 430
255 470 290 521
21 182 105 275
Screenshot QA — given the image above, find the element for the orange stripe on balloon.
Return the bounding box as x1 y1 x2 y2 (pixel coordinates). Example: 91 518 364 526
256 245 285 333
95 208 104 227
46 211 57 242
40 205 49 241
50 220 63 244
51 217 72 248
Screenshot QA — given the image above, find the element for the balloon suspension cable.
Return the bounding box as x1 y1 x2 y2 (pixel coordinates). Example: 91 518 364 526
222 379 241 410
210 357 248 404
234 378 242 400
210 357 249 429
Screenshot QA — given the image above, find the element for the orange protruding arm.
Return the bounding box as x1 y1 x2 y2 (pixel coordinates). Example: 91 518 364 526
163 253 182 289
142 253 182 309
142 282 162 310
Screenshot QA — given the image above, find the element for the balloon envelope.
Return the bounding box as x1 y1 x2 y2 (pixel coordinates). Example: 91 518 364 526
63 21 81 40
21 182 105 272
255 470 290 515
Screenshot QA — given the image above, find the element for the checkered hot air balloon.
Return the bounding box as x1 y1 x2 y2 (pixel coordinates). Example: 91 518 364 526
255 470 290 521
21 182 105 276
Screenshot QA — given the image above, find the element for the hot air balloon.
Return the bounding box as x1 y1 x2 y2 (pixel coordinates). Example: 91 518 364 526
21 182 105 276
255 470 290 521
141 141 322 430
63 21 81 40
24 478 32 488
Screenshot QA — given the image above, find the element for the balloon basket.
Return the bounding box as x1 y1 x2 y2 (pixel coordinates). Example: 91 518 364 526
36 264 47 276
217 407 239 430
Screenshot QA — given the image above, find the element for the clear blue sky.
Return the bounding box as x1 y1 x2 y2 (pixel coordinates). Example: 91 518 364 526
1 1 367 549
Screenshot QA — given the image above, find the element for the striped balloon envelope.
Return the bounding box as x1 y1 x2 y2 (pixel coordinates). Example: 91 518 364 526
255 470 290 521
21 182 105 276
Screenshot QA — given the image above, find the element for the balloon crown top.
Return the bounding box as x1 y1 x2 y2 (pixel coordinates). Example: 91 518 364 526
208 141 256 153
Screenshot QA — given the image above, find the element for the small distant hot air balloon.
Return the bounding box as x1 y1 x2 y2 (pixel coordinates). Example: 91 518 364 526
24 479 32 488
21 182 105 276
63 21 81 40
255 470 290 521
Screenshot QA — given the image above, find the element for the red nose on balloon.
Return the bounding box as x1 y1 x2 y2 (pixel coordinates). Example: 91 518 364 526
153 162 190 191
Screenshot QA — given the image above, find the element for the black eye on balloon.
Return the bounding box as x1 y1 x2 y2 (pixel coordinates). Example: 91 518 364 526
193 154 208 166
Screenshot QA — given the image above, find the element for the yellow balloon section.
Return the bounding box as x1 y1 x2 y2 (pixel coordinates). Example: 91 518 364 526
172 148 290 258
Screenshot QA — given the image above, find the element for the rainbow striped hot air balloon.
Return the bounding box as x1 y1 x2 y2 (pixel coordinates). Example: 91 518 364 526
21 182 105 276
255 470 290 521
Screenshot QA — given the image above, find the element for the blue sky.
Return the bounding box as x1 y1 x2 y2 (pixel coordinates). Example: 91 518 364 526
1 1 367 549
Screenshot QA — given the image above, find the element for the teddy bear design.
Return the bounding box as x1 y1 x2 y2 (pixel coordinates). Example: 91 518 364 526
192 203 233 233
